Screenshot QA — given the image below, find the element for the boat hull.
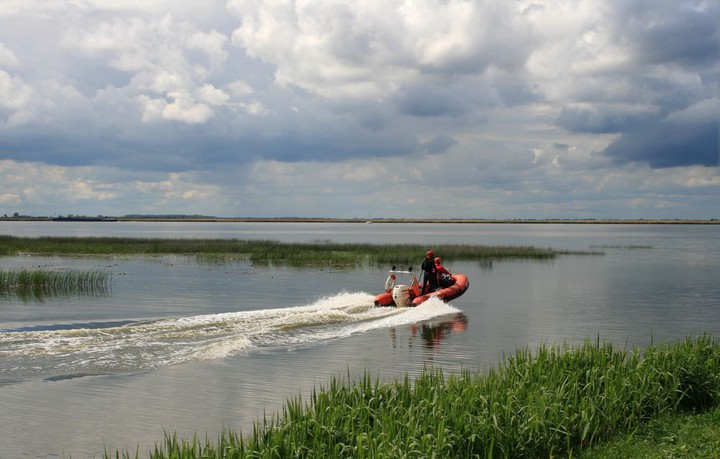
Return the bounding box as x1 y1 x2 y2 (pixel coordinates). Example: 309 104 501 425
374 273 469 307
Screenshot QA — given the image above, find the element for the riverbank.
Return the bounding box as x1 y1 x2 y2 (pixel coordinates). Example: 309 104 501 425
107 335 719 458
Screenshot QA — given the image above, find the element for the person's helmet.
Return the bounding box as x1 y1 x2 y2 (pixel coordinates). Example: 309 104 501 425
427 250 434 258
435 257 442 264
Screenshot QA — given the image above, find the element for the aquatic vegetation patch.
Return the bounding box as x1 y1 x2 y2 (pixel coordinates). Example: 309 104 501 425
0 268 111 300
110 334 720 458
0 236 601 268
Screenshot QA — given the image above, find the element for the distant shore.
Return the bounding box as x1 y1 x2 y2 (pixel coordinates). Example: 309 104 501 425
1 217 718 224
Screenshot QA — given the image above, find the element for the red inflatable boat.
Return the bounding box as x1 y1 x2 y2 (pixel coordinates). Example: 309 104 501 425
373 268 469 307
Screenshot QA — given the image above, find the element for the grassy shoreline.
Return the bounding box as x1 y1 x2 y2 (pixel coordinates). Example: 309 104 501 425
108 335 720 458
0 236 601 267
579 407 720 458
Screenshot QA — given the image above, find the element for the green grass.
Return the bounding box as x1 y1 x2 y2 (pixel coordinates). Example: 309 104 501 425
108 334 720 458
578 407 720 458
0 268 111 300
0 236 600 268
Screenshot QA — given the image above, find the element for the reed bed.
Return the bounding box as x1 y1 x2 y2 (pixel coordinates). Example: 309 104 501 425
110 335 720 459
0 236 600 268
0 268 111 300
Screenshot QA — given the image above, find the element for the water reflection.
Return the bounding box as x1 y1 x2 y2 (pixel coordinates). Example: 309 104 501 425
389 312 469 349
0 284 110 303
414 313 469 349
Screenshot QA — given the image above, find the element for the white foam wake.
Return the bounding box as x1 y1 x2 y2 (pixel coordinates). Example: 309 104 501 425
0 292 459 380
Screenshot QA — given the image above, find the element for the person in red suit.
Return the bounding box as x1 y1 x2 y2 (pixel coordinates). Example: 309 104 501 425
435 257 454 288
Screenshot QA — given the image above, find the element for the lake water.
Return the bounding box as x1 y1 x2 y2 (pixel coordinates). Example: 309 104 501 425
0 221 718 458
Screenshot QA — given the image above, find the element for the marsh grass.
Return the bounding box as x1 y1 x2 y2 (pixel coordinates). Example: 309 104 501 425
0 268 111 300
110 335 720 458
0 236 600 268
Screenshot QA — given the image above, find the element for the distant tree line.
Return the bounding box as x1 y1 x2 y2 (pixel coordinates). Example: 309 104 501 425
122 214 217 219
0 213 217 220
1 212 47 220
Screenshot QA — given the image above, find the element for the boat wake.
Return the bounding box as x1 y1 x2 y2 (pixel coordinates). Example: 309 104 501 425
0 292 459 381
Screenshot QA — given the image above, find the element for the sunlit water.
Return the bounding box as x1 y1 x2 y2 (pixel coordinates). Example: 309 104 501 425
0 222 718 458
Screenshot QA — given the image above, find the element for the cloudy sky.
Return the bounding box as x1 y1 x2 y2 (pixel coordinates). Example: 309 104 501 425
0 0 718 219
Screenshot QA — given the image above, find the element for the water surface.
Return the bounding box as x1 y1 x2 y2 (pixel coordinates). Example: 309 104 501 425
0 222 718 457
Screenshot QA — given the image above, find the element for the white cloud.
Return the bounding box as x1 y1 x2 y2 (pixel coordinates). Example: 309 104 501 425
0 43 18 67
187 29 229 64
228 80 254 96
0 70 32 110
0 159 233 216
0 0 66 17
68 180 117 201
524 1 631 103
162 90 212 123
67 17 161 71
238 100 267 116
644 166 720 190
144 70 188 93
0 193 20 204
136 94 166 122
132 172 222 208
198 84 229 106
229 0 532 101
136 90 214 124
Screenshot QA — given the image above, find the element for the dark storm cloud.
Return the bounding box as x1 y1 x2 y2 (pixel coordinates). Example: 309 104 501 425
551 1 719 169
603 119 718 168
557 104 718 168
4 106 370 179
422 135 457 155
394 85 475 118
0 126 193 171
0 112 422 171
555 107 654 135
246 128 421 163
613 1 719 67
493 77 542 107
0 133 98 167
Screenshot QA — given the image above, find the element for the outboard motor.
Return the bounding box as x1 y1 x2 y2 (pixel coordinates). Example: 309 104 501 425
392 284 413 308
